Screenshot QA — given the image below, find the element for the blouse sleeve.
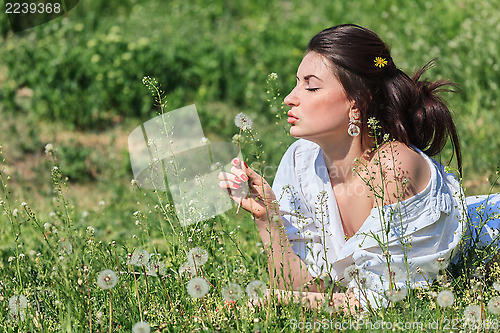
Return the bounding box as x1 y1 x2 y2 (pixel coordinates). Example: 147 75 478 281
271 140 328 277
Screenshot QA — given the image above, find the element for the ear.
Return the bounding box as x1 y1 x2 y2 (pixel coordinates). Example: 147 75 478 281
349 104 361 119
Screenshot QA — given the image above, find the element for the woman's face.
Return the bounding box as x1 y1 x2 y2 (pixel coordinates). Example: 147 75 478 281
284 52 353 142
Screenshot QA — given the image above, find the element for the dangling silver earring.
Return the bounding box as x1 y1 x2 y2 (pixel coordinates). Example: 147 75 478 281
348 112 361 137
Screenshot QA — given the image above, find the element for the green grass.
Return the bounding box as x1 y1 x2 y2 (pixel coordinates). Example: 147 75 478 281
0 0 500 331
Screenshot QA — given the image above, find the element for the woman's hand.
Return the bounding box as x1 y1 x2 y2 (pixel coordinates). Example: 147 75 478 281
218 158 278 220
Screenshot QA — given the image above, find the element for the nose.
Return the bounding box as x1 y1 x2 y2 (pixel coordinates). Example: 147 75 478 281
284 87 299 107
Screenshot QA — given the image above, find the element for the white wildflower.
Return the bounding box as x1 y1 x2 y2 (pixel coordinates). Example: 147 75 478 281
98 200 106 208
179 261 196 277
488 296 500 315
431 257 449 271
246 280 267 301
86 226 95 234
8 310 25 322
12 208 18 217
221 282 243 302
131 179 138 186
436 290 454 307
464 304 482 324
9 294 28 312
131 249 150 266
200 137 209 144
132 321 151 333
234 112 253 131
44 223 52 231
187 247 209 266
187 277 209 299
268 72 278 80
44 143 54 155
356 270 373 289
383 266 405 283
20 202 27 207
97 270 118 289
385 286 408 302
146 258 166 276
344 265 358 282
58 239 72 255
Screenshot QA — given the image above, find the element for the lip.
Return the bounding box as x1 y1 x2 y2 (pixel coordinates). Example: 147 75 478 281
287 111 298 124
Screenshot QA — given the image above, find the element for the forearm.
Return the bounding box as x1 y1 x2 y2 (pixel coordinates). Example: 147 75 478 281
255 214 318 292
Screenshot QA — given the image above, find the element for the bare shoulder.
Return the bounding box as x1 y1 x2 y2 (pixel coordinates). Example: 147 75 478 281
356 141 431 206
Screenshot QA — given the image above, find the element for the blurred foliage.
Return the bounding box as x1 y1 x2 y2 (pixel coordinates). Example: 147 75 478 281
0 0 499 183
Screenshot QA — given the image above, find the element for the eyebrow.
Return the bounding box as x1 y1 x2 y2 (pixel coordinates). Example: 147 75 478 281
296 74 323 82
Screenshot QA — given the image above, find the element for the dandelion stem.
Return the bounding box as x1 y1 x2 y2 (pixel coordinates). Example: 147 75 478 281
108 289 113 333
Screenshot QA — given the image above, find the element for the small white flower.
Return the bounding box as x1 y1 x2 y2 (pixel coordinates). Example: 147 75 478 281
187 247 209 266
12 208 18 217
131 249 150 266
488 296 500 315
147 138 154 147
436 290 454 307
20 202 27 207
97 270 118 289
464 304 482 324
9 294 28 312
98 200 106 208
86 226 95 234
385 286 408 302
383 133 390 142
131 179 138 186
246 280 267 301
132 321 151 333
45 143 54 155
44 223 52 231
268 72 278 80
222 282 243 302
200 137 209 144
234 113 253 131
187 277 209 299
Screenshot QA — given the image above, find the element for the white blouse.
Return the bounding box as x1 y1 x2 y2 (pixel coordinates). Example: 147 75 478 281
272 139 467 309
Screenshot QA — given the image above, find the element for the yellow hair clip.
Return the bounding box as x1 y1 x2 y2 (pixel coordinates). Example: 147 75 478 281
374 57 388 68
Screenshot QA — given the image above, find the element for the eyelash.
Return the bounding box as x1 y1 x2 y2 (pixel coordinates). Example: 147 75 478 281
306 88 319 92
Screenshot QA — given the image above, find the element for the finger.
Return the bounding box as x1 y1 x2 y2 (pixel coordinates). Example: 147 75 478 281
218 180 242 190
218 171 244 184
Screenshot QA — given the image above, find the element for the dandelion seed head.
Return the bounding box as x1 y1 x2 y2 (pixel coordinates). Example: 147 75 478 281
179 261 196 277
187 277 209 298
8 310 25 322
187 247 209 266
222 282 243 302
344 265 358 282
97 269 118 289
357 271 373 289
464 304 482 323
246 280 267 301
131 249 150 266
8 295 28 312
436 290 454 307
385 287 408 302
234 112 253 131
132 321 151 333
383 266 404 283
493 281 500 292
488 296 500 315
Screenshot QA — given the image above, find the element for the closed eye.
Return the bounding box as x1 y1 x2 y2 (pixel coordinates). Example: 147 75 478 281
306 88 319 92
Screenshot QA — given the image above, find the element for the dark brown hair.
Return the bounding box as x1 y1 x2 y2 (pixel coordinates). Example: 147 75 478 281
307 24 462 174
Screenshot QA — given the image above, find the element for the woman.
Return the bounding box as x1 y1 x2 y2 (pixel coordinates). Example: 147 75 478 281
219 24 500 311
